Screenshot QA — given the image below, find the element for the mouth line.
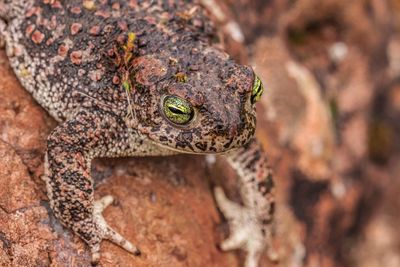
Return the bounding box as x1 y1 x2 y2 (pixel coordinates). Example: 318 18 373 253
152 140 236 156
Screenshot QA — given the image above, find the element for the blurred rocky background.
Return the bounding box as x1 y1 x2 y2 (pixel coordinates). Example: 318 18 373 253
0 0 399 266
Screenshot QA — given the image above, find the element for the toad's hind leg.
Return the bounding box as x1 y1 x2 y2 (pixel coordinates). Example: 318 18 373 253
216 139 278 267
44 107 155 264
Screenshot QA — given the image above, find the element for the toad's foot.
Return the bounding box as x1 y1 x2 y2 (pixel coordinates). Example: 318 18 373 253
214 187 278 267
89 195 141 264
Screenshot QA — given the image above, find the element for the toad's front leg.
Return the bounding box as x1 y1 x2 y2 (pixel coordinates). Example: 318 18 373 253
44 107 142 264
216 138 277 267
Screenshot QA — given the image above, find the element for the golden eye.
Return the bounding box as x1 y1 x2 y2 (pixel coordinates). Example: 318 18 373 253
163 96 194 125
251 75 264 103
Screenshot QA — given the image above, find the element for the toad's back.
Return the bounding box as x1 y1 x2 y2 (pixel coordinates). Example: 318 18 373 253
2 0 216 121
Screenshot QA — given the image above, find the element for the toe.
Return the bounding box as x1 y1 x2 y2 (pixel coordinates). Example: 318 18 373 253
105 228 141 256
96 195 114 210
220 234 245 251
90 243 101 265
244 250 261 267
93 195 114 220
92 195 141 258
214 187 243 219
267 246 279 262
243 236 268 267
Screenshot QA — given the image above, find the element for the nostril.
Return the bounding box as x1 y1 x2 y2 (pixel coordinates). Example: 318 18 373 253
215 124 225 134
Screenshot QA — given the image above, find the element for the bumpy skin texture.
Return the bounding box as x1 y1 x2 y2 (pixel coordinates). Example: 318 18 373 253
0 0 275 266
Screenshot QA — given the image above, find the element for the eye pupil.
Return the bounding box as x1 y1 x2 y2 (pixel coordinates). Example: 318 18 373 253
168 106 185 115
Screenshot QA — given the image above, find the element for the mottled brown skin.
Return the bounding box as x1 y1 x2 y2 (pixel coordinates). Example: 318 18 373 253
0 1 276 266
